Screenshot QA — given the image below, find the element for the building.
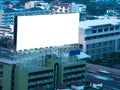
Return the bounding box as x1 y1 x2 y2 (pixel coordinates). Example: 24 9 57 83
2 44 89 90
49 3 86 21
0 26 11 37
0 8 46 26
0 0 19 10
71 3 86 21
71 81 85 90
0 1 50 26
90 79 103 89
79 19 120 59
0 2 86 26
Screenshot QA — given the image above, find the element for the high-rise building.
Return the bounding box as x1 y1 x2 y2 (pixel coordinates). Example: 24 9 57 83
2 45 89 90
79 19 120 59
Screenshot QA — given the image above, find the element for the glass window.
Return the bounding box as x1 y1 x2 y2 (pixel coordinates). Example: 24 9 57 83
104 28 108 32
115 25 119 30
95 43 99 48
86 45 89 49
98 29 102 32
101 42 105 46
110 27 114 31
92 30 97 33
118 39 120 43
92 44 95 48
85 37 90 40
85 29 91 34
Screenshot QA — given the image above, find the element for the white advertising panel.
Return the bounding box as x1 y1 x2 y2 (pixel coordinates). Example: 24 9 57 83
16 13 79 51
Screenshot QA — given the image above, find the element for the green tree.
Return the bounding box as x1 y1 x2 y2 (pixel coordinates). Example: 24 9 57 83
19 0 30 4
62 0 89 4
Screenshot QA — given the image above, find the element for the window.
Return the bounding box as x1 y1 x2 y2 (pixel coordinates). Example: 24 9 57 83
118 39 120 43
101 42 106 46
95 49 100 54
85 37 90 40
104 28 108 32
98 29 102 32
92 30 97 33
115 25 119 30
92 44 95 48
95 43 101 47
86 45 89 49
110 27 114 31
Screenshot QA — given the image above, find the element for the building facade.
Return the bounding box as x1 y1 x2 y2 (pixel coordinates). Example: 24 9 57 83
71 3 86 21
2 45 88 90
0 2 86 26
0 9 45 26
0 26 11 37
79 19 120 59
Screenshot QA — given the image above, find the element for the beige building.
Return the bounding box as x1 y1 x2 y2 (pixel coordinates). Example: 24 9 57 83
79 19 120 59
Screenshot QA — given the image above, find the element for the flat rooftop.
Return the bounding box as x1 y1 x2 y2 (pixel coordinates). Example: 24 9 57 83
0 44 89 71
79 19 120 29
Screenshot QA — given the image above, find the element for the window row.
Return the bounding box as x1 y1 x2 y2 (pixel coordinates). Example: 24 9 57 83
64 64 85 70
91 25 120 34
85 32 120 40
86 47 115 55
64 70 85 76
28 76 53 82
28 82 52 90
29 70 53 76
87 40 115 49
63 75 85 82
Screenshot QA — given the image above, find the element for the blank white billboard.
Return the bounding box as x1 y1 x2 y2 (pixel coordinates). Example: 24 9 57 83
15 13 79 51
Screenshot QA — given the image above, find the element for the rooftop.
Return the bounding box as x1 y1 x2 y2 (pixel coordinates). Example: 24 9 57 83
0 44 89 71
79 19 120 29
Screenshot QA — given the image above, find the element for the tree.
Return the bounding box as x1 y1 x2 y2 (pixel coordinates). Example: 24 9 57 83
19 0 30 4
62 0 89 4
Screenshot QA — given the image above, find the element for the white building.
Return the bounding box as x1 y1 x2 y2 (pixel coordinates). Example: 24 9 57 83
79 19 120 59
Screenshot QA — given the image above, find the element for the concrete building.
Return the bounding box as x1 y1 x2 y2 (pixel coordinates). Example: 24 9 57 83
0 1 50 26
79 19 120 59
0 9 45 26
0 2 86 26
71 3 86 21
49 3 86 21
2 44 89 90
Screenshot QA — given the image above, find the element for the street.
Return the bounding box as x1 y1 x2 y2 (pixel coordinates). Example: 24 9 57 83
86 71 120 89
